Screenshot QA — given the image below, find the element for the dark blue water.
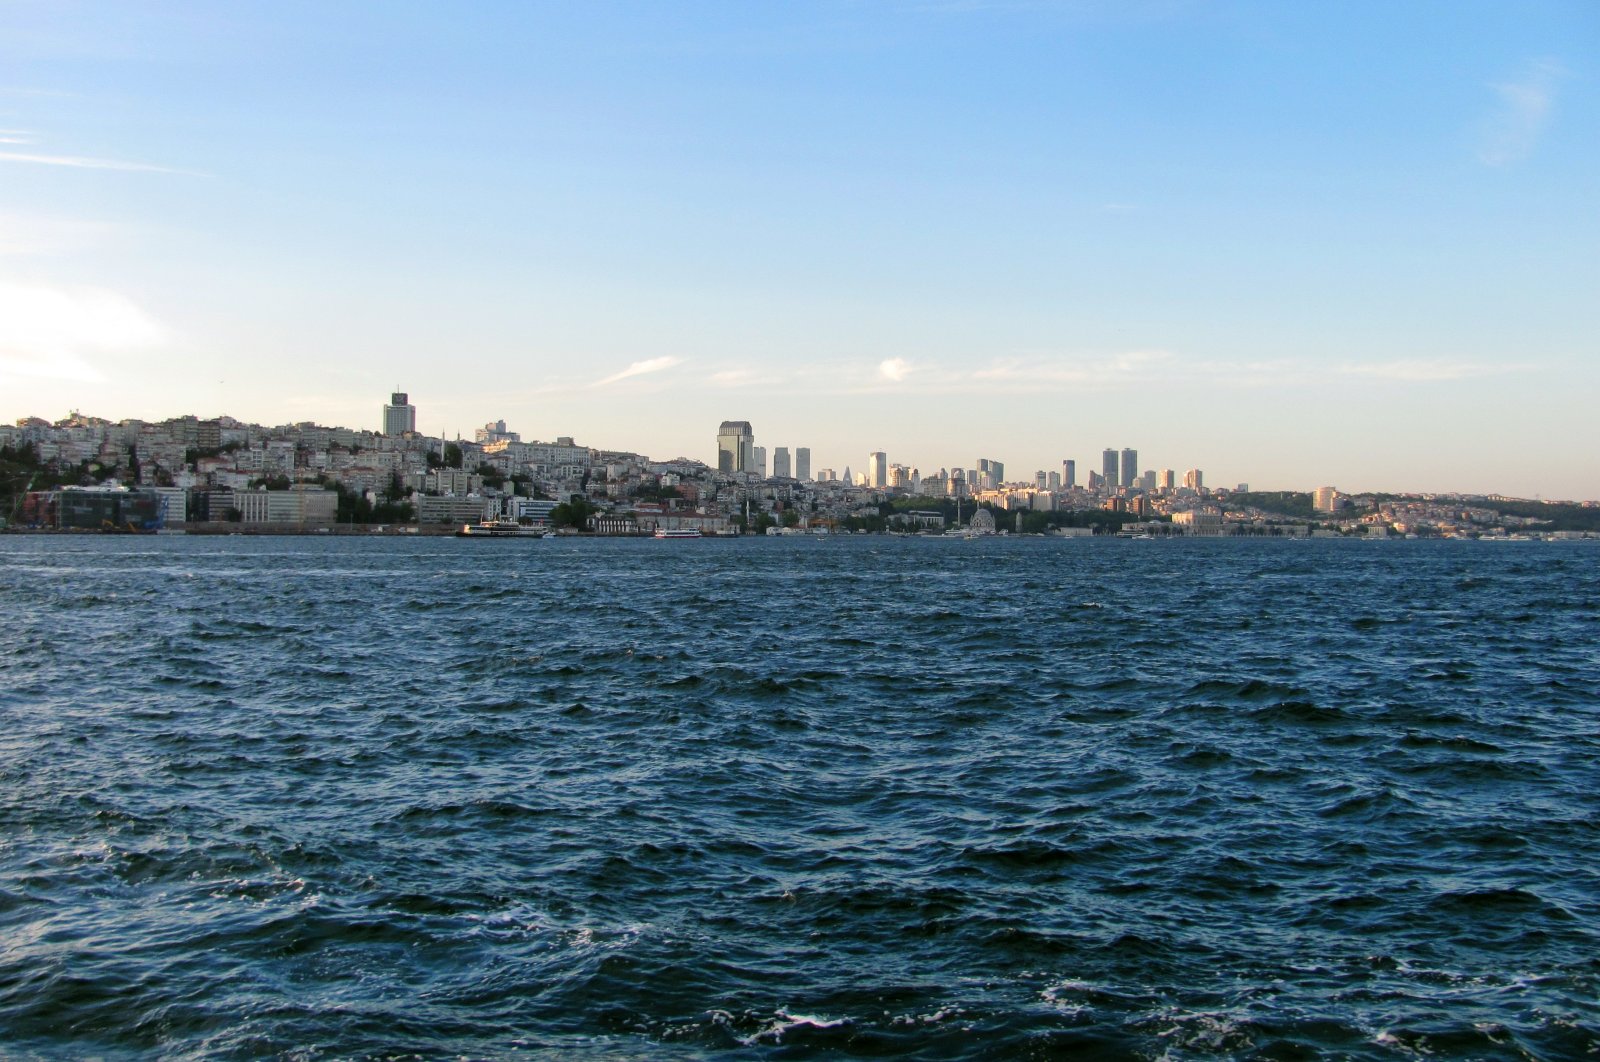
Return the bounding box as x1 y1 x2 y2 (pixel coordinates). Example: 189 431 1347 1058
1 536 1597 1059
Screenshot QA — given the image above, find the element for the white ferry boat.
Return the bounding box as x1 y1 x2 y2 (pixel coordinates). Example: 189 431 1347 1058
653 528 703 539
456 519 550 538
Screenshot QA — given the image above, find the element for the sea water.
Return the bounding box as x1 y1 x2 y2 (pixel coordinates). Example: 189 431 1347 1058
1 535 1596 1058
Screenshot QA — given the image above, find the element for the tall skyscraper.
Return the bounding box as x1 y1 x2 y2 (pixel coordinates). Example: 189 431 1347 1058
382 391 416 436
753 446 768 479
1035 470 1047 491
773 447 791 479
1159 469 1176 491
716 421 754 473
1063 459 1076 489
1102 448 1119 486
868 451 888 488
1120 448 1138 489
795 447 810 482
1183 468 1204 490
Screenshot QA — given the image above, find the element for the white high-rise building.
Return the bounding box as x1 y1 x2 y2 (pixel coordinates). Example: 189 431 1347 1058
795 447 811 482
868 451 888 488
773 447 791 479
1183 468 1204 490
382 391 416 436
753 446 768 479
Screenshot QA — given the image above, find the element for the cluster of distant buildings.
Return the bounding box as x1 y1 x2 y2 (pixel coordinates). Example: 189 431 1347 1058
5 390 1589 538
714 420 1221 516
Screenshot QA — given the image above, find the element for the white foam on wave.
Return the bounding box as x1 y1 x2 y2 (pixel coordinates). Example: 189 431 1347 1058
739 1008 849 1045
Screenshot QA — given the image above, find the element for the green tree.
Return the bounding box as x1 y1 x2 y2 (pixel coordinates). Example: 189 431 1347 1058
476 462 506 489
1020 511 1052 534
549 494 597 529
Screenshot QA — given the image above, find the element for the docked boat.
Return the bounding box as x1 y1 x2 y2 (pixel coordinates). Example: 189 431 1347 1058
457 519 550 538
653 528 703 539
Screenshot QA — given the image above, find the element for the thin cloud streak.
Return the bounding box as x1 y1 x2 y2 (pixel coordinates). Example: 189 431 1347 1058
0 151 202 175
652 350 1513 398
1478 59 1565 166
591 355 684 388
1337 359 1509 382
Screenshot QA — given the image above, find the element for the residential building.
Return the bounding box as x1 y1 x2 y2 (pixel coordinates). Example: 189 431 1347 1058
475 419 520 444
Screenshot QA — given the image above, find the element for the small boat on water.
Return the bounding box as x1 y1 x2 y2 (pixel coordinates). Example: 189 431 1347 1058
457 519 550 538
654 528 703 539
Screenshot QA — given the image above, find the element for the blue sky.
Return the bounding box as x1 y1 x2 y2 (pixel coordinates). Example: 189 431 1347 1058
1 1 1595 497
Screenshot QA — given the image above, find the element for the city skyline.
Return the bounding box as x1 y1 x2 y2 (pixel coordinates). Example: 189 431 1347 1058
1 3 1596 497
11 395 1596 509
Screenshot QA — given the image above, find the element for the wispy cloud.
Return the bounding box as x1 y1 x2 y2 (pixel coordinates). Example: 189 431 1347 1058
1478 58 1565 166
0 212 123 257
0 150 201 175
1337 358 1508 382
0 281 169 383
708 368 767 388
877 357 914 382
591 355 683 388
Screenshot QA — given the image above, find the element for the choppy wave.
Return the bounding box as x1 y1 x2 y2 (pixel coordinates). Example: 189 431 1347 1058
1 536 1597 1058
